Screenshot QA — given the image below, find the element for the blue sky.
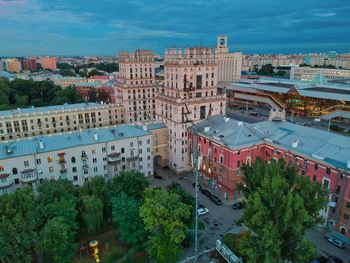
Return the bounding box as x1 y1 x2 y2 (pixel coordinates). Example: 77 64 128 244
0 0 349 56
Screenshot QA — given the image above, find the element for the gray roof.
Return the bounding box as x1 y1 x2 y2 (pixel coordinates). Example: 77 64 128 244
196 115 350 171
0 124 153 160
0 103 109 118
229 74 350 102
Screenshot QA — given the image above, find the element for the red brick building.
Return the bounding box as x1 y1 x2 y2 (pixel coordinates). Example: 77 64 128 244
189 116 350 244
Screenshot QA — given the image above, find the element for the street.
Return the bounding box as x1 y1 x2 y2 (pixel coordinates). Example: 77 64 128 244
151 165 350 263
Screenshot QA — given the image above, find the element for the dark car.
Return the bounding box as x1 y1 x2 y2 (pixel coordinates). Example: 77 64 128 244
201 189 212 197
210 195 223 205
232 201 243 209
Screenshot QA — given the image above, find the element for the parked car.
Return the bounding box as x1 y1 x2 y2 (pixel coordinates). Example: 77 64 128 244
197 207 209 216
232 201 243 209
201 189 212 198
327 236 345 249
210 195 223 205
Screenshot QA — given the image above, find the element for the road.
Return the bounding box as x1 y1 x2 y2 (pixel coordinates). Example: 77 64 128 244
151 166 350 263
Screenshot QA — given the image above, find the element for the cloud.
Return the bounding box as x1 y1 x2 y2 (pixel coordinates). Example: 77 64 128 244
313 12 336 17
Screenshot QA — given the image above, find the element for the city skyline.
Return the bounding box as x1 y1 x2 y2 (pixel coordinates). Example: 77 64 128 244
1 0 350 56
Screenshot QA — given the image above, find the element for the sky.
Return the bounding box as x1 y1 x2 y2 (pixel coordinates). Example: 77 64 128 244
0 0 350 56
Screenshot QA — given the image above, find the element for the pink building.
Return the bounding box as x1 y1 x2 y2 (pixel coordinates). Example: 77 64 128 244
88 75 112 84
40 57 57 71
189 116 350 244
22 58 37 71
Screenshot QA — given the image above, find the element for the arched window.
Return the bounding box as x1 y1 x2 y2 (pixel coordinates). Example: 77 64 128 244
12 168 18 175
71 157 76 163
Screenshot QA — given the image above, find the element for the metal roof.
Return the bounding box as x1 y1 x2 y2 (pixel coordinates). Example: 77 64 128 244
196 115 350 171
0 124 153 160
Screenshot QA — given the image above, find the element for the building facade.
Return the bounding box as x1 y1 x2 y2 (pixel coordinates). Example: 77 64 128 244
40 57 57 71
115 50 157 123
215 36 242 83
0 103 125 141
4 59 22 73
156 47 227 173
0 124 156 195
290 66 350 82
22 58 37 71
227 75 350 118
190 115 350 244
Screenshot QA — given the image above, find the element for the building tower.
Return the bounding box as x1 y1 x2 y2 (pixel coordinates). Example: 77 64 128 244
116 50 157 123
215 36 242 83
156 47 227 173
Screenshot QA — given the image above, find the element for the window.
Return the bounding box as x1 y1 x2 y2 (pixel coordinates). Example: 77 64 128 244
121 147 125 153
111 145 115 151
344 214 349 221
237 150 240 156
71 157 76 163
130 142 134 147
94 167 98 172
12 168 18 175
24 160 29 167
139 149 142 154
83 170 88 175
36 158 41 165
138 141 142 146
322 178 330 190
313 175 317 182
147 147 151 153
49 166 54 173
147 139 151 144
73 175 78 181
93 158 97 163
237 160 241 167
102 147 106 152
326 167 331 175
72 167 77 173
220 155 224 164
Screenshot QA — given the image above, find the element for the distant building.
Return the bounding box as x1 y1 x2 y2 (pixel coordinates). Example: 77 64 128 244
116 50 157 123
40 57 57 71
190 115 350 244
52 76 87 87
215 36 242 83
4 59 22 73
156 47 226 173
22 58 37 71
0 124 159 195
88 75 112 83
0 103 125 141
290 66 350 82
75 83 116 103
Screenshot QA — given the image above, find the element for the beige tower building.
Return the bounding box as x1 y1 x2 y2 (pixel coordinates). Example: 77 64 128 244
156 47 227 173
116 50 156 123
215 36 242 83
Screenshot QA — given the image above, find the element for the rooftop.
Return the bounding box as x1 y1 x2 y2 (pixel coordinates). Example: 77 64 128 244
230 74 350 101
196 115 350 171
0 124 153 160
0 102 113 118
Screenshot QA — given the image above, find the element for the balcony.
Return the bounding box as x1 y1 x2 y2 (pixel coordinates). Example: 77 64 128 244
127 155 139 162
60 168 68 174
82 164 89 169
81 154 88 160
0 173 13 188
107 152 121 164
20 169 38 183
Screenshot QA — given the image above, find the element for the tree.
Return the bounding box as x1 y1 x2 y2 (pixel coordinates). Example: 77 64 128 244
238 159 327 263
0 187 36 263
58 69 76 77
112 192 147 253
107 171 150 200
97 89 111 103
140 188 191 263
88 88 98 102
80 195 104 234
39 216 75 263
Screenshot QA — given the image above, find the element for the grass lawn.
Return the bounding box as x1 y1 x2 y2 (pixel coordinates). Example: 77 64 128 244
74 229 130 263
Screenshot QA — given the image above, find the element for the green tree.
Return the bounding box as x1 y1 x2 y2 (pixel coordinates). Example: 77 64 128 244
140 188 191 263
88 88 98 102
52 86 83 105
238 159 327 263
107 171 150 200
80 195 104 234
97 89 111 103
58 69 76 77
0 187 36 263
39 216 75 263
112 192 147 253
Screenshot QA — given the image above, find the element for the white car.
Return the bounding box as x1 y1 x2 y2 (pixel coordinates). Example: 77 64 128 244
197 207 209 216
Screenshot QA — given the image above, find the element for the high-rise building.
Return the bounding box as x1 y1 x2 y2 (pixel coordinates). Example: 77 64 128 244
115 50 156 123
156 47 227 173
4 59 22 73
22 58 37 71
40 57 57 71
215 36 242 83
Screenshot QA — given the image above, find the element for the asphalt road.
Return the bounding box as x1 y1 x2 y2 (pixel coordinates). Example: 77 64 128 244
151 166 350 262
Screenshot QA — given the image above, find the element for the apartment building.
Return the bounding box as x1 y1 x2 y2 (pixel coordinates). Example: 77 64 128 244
156 47 226 173
215 36 242 83
0 124 157 195
0 103 125 141
147 123 169 168
290 66 350 81
40 57 57 71
189 115 350 244
4 58 22 73
115 50 156 123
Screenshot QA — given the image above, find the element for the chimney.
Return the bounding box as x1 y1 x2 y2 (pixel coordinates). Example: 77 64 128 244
143 125 147 131
93 132 99 141
292 140 299 148
204 127 210 132
39 140 44 150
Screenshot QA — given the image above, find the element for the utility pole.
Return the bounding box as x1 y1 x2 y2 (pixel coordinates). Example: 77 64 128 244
192 125 200 263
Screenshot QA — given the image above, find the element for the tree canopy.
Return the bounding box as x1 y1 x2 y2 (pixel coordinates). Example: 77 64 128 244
238 158 328 263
